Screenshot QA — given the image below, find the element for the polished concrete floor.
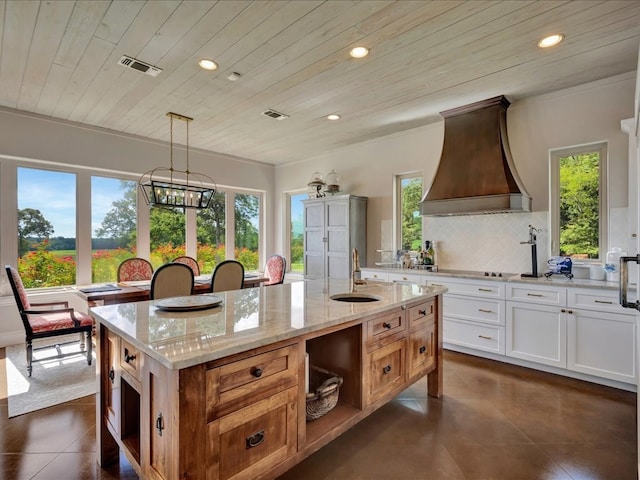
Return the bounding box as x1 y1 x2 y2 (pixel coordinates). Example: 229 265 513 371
0 349 636 479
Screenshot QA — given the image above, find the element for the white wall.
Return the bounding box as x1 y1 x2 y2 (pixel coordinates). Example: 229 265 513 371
275 73 636 273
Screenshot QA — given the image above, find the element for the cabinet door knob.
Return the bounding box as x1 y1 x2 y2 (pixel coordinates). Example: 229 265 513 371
251 367 263 378
419 346 427 354
108 367 115 384
124 352 136 364
155 412 164 437
382 322 392 329
246 430 265 449
382 365 392 374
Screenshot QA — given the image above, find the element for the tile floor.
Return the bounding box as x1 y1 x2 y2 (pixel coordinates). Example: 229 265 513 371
0 349 636 479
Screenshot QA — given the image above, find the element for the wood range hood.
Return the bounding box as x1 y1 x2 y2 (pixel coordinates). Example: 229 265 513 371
420 95 531 216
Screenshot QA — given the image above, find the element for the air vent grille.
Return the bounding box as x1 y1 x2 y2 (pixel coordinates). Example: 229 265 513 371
118 55 162 77
261 109 289 120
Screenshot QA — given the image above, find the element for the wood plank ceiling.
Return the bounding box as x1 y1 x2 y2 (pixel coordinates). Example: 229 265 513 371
0 0 639 165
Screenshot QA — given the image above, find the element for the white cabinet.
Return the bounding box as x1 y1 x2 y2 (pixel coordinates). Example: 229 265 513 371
506 301 567 368
361 269 388 282
387 272 423 285
303 195 367 280
440 277 506 355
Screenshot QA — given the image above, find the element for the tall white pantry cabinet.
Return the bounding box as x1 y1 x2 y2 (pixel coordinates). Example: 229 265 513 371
303 194 367 280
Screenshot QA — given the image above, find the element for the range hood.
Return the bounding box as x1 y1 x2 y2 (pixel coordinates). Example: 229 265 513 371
420 95 531 216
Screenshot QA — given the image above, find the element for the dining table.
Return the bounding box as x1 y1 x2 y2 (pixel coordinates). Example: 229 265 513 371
76 273 269 306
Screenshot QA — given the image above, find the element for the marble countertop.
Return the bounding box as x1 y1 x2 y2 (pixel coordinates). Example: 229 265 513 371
90 279 446 371
362 266 632 291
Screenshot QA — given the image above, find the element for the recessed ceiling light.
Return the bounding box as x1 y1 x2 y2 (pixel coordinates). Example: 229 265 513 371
327 114 341 121
349 46 369 58
198 59 218 70
537 34 564 48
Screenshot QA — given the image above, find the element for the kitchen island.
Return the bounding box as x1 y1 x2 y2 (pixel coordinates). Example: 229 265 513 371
91 279 446 480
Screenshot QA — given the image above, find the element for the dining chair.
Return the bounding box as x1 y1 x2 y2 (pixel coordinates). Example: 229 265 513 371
263 254 287 286
172 255 200 276
209 260 244 293
117 257 154 282
5 265 94 377
150 263 194 300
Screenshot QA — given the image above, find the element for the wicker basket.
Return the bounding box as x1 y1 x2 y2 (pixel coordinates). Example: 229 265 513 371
305 365 343 421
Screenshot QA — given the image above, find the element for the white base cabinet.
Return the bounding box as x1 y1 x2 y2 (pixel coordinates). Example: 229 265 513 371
506 301 567 368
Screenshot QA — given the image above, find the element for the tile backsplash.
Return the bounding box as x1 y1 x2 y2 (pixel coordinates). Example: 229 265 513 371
423 208 631 275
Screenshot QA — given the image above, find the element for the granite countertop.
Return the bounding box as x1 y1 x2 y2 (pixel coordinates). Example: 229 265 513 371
90 279 447 371
363 266 632 291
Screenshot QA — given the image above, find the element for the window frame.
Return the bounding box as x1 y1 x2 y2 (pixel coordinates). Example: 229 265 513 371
285 190 307 274
394 172 424 252
549 142 608 261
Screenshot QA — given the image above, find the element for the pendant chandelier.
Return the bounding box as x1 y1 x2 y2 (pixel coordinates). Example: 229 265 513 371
139 112 216 209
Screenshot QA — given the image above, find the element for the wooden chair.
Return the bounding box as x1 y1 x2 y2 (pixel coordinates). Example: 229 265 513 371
263 254 287 286
150 263 194 300
117 257 154 282
209 260 244 293
172 255 200 276
5 265 94 377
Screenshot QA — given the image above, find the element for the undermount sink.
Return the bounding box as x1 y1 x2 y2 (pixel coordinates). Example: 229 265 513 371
330 293 382 303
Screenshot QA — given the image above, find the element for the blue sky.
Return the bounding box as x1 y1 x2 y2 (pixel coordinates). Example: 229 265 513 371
18 167 127 238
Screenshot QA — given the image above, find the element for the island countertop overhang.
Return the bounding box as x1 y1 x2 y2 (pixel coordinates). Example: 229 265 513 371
89 279 447 370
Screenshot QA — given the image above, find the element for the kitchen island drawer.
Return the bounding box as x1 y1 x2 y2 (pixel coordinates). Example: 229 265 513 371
366 307 406 348
443 295 504 325
206 344 298 421
443 319 505 354
507 284 566 306
408 300 434 329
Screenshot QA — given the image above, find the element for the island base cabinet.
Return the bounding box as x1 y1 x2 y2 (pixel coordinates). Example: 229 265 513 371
207 386 298 480
146 358 174 480
368 339 406 404
567 309 637 383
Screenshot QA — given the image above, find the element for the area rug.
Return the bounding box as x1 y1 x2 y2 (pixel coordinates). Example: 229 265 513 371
5 336 96 417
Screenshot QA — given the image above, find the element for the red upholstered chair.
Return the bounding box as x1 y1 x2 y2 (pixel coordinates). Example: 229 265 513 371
5 265 94 377
172 255 200 276
263 254 286 286
117 257 154 282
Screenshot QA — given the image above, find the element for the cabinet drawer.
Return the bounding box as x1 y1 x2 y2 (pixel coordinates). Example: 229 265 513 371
367 308 406 347
207 386 298 480
408 320 436 379
427 278 505 299
507 283 566 306
361 270 389 282
120 339 141 381
368 339 406 404
443 319 505 354
443 295 504 325
567 288 634 315
408 300 435 329
206 345 298 421
388 272 422 285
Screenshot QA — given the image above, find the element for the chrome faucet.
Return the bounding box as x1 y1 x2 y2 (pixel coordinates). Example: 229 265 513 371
351 248 366 292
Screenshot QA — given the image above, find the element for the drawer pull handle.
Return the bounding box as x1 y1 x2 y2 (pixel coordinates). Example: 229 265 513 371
382 365 392 374
124 351 136 364
478 335 492 340
478 288 493 292
418 309 427 316
108 367 115 384
383 322 392 329
595 300 613 304
478 308 492 313
526 293 543 297
246 430 265 449
155 412 164 437
431 283 444 287
419 346 427 354
251 367 263 378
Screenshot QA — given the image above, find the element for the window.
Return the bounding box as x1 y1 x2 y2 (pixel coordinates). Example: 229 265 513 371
91 176 137 282
234 193 260 270
396 173 423 251
17 167 77 287
550 143 607 260
288 193 306 273
196 191 226 273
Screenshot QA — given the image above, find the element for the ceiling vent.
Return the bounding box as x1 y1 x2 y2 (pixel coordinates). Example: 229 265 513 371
261 109 289 120
117 55 162 77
